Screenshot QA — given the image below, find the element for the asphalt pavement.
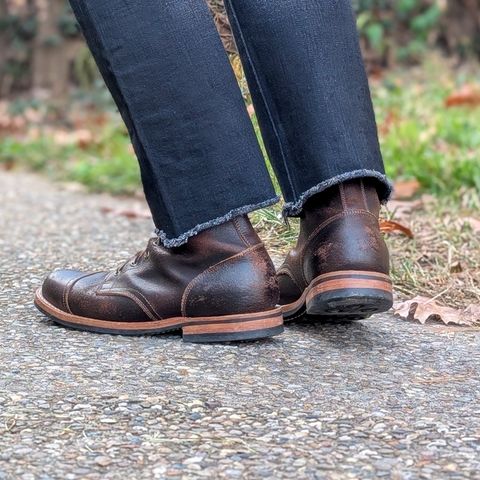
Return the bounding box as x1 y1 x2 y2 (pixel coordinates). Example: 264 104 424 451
1 170 479 479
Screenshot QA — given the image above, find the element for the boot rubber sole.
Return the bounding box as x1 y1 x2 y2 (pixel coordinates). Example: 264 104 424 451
34 288 284 343
281 270 393 322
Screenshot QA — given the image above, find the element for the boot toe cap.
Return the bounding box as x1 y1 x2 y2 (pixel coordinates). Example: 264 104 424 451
40 269 85 311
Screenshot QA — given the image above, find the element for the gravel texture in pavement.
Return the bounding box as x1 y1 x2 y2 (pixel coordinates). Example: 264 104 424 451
1 170 479 479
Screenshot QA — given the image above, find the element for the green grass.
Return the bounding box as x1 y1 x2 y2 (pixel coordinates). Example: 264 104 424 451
0 122 141 195
1 58 479 197
373 60 480 194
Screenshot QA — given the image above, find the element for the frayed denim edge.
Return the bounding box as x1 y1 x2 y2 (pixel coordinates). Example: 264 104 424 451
155 196 281 248
282 169 394 217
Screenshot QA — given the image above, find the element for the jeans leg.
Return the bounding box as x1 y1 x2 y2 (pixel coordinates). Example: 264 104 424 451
224 0 393 216
68 0 278 247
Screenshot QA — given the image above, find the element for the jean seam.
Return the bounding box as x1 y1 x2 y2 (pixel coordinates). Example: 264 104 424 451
225 0 297 198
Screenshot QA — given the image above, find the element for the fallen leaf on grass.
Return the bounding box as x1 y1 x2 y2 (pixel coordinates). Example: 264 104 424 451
393 296 480 326
445 84 480 108
53 129 93 148
392 179 420 199
0 114 26 134
449 261 463 273
380 220 414 238
0 159 15 171
72 111 109 130
378 110 399 136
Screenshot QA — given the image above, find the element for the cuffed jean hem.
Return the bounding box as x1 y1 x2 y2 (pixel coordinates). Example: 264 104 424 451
282 169 394 217
155 195 281 248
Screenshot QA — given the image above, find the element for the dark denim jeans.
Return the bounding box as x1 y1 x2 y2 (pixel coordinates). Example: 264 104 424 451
69 0 391 247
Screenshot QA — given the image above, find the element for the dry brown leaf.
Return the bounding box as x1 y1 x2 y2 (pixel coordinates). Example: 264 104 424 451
0 113 26 135
445 84 480 108
378 110 399 136
392 179 421 199
72 111 109 130
449 261 463 273
393 296 480 326
53 129 93 148
0 159 15 171
380 220 414 238
100 206 151 220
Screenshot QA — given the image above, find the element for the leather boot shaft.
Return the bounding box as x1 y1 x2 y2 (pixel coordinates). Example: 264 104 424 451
278 179 393 320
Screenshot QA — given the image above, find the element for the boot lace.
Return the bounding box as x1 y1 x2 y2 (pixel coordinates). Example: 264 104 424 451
114 238 158 276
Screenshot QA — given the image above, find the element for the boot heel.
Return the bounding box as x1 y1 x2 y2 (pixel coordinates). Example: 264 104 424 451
305 270 393 320
182 308 284 343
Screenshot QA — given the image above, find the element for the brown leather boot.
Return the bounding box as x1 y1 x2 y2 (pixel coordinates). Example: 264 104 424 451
278 179 393 321
34 216 283 343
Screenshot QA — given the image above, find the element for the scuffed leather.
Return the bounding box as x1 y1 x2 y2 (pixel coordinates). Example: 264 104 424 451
183 244 278 317
277 179 390 304
41 216 279 321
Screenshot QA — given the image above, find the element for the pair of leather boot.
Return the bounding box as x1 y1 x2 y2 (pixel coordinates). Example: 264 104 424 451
35 179 393 343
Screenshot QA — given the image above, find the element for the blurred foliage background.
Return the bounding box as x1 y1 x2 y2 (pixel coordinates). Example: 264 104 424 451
1 0 479 97
1 0 479 197
1 0 480 197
